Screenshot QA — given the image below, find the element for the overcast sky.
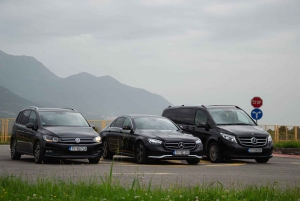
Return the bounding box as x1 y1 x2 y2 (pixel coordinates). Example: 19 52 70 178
0 0 299 125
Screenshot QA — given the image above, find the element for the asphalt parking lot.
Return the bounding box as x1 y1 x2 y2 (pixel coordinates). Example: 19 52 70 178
0 145 299 188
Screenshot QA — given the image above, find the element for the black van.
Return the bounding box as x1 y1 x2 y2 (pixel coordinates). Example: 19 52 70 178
162 105 273 163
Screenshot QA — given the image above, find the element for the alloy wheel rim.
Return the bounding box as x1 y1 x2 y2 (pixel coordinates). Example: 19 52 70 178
210 145 218 161
35 145 40 162
137 144 144 162
103 141 108 157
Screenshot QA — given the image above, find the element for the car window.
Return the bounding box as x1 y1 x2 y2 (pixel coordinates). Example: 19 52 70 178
195 110 207 125
114 117 125 128
134 117 178 130
208 108 255 125
28 111 37 128
39 111 89 126
20 110 31 125
176 108 195 125
123 117 132 128
162 109 178 120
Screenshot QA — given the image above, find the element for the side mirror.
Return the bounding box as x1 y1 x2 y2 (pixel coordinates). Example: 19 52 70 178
26 123 34 129
122 125 133 131
196 122 206 128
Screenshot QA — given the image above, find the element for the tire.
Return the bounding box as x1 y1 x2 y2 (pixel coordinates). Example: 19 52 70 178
11 139 21 160
208 142 223 163
88 157 101 164
34 141 45 164
135 142 147 164
102 139 113 159
255 158 269 163
186 158 200 165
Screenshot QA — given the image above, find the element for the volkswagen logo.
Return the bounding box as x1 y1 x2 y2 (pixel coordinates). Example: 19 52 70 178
251 137 257 144
75 138 80 143
178 142 185 149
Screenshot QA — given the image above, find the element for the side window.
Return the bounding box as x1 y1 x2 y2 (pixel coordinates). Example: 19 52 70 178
20 110 31 125
110 119 117 127
123 117 132 128
28 112 37 128
114 117 126 128
163 109 178 121
176 108 195 125
195 110 208 125
16 112 24 124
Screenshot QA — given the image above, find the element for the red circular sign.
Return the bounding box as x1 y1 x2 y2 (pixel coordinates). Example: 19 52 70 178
251 97 263 108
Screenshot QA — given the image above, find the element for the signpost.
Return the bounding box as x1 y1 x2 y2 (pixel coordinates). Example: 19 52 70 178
251 97 263 123
251 97 263 108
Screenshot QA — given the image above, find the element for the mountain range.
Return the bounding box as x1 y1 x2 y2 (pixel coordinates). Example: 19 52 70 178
0 50 171 119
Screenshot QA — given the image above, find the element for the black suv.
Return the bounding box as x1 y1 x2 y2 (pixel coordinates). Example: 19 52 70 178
162 105 273 163
10 107 102 164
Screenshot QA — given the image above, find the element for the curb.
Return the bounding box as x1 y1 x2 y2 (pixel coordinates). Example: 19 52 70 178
273 148 300 155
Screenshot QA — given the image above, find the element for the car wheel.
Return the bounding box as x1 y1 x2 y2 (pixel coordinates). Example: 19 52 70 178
34 141 44 164
255 158 269 163
186 158 200 165
208 142 223 163
11 139 21 160
135 142 147 164
102 139 113 159
88 158 101 164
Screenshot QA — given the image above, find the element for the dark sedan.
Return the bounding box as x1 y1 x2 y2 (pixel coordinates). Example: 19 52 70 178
10 107 102 164
100 115 203 164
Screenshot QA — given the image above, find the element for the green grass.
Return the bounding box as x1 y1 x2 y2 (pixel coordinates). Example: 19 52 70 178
274 141 300 148
0 174 299 201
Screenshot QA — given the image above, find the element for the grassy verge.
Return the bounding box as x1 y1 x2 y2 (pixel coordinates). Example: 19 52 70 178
0 175 299 201
274 141 300 148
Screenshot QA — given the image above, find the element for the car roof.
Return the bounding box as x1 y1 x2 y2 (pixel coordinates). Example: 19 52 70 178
121 114 165 119
164 105 241 110
22 106 77 112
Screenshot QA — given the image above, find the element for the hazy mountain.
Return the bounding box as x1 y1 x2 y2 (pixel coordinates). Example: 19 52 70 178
0 50 171 119
0 85 38 118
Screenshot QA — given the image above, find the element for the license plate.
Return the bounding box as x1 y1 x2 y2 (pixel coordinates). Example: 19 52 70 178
248 148 262 153
69 146 87 151
173 150 190 155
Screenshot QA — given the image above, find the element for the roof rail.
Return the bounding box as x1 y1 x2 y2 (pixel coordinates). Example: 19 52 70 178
25 106 38 110
63 108 76 111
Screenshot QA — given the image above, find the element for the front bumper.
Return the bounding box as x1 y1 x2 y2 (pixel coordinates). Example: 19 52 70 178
145 143 203 160
220 139 273 159
43 142 102 159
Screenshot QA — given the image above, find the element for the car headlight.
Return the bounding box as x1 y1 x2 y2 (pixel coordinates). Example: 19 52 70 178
148 138 162 145
268 135 272 143
195 138 202 145
93 136 101 143
221 133 237 143
43 135 60 143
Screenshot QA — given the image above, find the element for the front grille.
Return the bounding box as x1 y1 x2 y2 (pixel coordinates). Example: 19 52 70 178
60 138 94 144
164 141 196 150
238 137 267 147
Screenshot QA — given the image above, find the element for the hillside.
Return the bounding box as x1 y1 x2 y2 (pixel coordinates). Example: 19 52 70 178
0 85 38 118
0 50 171 118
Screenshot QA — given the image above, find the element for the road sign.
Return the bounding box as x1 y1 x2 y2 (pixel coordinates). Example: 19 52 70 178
251 109 263 120
251 97 263 108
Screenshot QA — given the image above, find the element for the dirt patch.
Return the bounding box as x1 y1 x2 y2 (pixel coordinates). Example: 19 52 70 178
273 148 300 155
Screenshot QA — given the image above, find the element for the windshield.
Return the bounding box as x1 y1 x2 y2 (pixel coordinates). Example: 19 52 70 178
134 117 179 130
207 108 256 125
39 111 90 127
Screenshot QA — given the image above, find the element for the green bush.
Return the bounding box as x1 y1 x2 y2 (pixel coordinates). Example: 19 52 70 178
274 141 300 148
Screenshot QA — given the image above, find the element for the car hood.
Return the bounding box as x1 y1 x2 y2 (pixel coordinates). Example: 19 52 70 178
217 125 269 137
43 126 99 138
137 129 198 141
